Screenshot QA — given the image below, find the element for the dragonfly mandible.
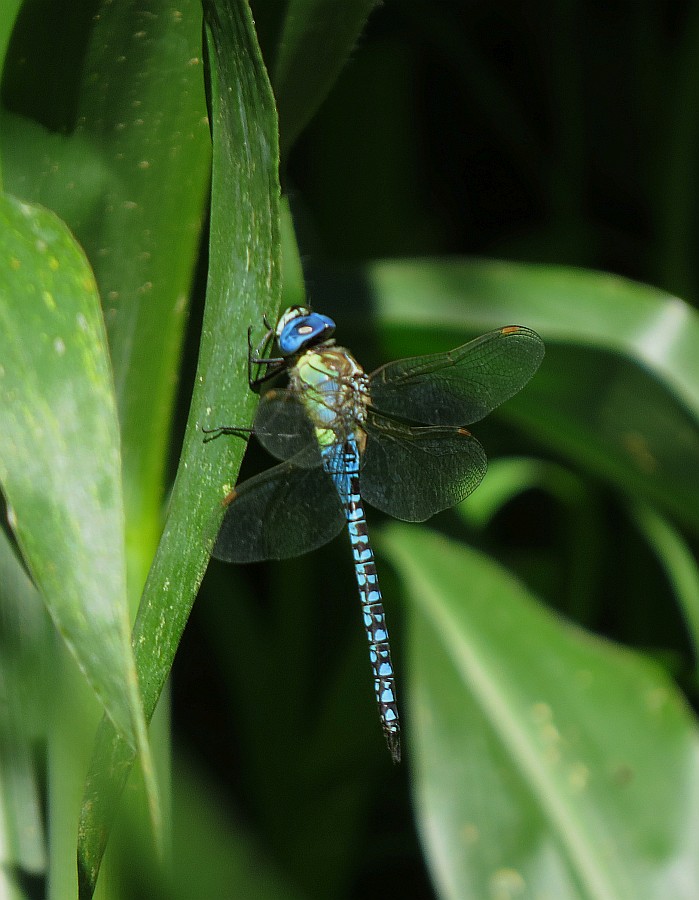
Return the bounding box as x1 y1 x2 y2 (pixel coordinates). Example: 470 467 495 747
206 306 545 763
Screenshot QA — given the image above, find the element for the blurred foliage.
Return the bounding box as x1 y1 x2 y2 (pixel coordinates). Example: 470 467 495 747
2 1 699 898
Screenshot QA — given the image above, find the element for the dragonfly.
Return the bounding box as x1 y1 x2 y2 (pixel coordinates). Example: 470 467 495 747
206 306 544 763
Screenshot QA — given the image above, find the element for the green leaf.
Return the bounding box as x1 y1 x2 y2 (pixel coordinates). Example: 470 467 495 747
72 0 212 571
2 0 212 584
3 3 212 891
322 258 699 533
0 3 23 140
0 193 148 759
381 525 699 899
0 112 110 228
630 501 699 677
168 755 305 900
76 0 281 892
252 0 379 155
458 456 589 527
460 456 604 623
0 530 48 886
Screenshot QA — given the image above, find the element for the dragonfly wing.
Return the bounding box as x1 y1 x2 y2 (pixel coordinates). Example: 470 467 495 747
368 325 544 426
213 456 345 563
253 388 321 467
361 411 487 522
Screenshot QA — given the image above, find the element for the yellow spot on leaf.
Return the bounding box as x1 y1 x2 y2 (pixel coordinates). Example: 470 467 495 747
531 702 553 725
489 868 526 899
568 761 590 792
461 823 479 845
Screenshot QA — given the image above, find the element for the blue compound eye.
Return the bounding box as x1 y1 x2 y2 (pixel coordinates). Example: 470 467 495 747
277 311 335 355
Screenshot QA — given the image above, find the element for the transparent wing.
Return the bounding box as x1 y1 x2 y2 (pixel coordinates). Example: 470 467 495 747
252 388 321 466
361 411 487 522
368 325 545 426
212 455 345 563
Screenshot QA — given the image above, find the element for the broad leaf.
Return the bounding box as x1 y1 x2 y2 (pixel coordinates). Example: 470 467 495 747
0 193 147 761
381 525 699 899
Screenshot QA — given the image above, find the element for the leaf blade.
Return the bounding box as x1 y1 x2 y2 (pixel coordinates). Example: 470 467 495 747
76 0 282 890
253 0 379 154
0 193 146 751
381 525 699 899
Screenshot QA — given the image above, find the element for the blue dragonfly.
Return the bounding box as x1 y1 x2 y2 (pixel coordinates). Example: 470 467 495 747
206 307 544 762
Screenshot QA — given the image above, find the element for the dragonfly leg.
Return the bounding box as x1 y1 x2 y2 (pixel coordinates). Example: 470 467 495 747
201 425 253 443
248 322 286 390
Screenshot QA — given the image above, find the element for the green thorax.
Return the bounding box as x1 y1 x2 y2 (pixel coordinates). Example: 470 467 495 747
289 346 369 449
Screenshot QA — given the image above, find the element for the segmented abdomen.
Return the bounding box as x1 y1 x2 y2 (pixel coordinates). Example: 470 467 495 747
321 437 401 763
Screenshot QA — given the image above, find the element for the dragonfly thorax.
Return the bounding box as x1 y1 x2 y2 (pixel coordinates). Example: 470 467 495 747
291 346 370 450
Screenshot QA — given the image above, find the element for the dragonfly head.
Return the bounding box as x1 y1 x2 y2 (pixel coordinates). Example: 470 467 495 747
276 306 336 356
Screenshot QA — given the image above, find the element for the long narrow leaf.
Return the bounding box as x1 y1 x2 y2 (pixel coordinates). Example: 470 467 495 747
73 0 212 572
1 0 212 587
630 501 699 676
0 530 48 886
261 0 379 154
76 0 281 892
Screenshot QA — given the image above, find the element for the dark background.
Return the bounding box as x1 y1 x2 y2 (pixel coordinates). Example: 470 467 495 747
286 0 699 300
